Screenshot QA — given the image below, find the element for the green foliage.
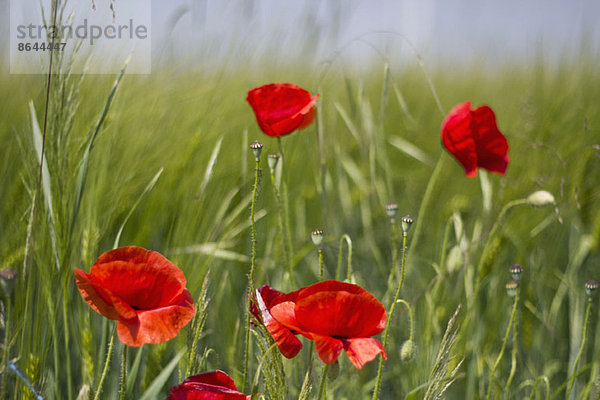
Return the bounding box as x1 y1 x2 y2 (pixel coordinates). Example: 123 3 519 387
1 46 600 399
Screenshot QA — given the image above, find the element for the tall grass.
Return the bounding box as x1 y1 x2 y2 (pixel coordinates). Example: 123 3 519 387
1 40 600 399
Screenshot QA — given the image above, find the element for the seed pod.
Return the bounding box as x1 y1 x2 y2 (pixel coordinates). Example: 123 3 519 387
506 280 519 297
267 153 280 172
311 228 324 247
509 264 523 283
385 202 399 220
401 215 414 234
250 140 263 161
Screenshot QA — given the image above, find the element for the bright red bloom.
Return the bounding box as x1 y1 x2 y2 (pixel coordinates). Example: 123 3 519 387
254 281 387 369
441 101 509 177
166 370 250 400
246 83 319 137
75 246 195 347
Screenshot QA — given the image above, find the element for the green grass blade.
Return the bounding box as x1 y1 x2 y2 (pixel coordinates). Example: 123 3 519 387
113 167 164 249
139 349 185 400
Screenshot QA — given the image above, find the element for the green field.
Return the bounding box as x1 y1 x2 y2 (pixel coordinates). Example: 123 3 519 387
1 43 600 399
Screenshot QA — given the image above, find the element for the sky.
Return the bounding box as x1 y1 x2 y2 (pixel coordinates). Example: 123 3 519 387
2 0 599 73
151 0 600 68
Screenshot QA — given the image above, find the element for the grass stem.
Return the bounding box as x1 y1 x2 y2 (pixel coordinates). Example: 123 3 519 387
372 232 409 400
565 299 592 399
486 286 519 400
318 364 329 400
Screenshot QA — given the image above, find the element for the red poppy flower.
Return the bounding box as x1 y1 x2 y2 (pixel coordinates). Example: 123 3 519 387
441 101 509 177
166 370 250 400
246 83 319 137
74 246 195 347
254 281 387 369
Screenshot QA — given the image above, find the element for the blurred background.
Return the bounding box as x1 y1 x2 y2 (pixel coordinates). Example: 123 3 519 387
2 0 600 72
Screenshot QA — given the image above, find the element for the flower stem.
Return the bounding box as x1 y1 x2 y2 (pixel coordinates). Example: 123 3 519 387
318 364 329 400
565 299 592 399
372 232 409 400
486 287 519 400
504 296 519 399
395 299 414 341
318 249 324 281
335 234 352 281
94 327 116 400
120 344 127 400
242 158 261 391
384 221 399 303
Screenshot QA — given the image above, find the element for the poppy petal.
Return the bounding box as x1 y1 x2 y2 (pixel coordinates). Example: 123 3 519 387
254 289 302 358
342 338 387 370
181 371 238 390
96 247 187 287
74 268 121 320
297 106 316 130
471 105 509 175
116 289 195 347
91 248 186 311
168 383 249 400
441 101 478 177
312 334 344 365
293 284 386 338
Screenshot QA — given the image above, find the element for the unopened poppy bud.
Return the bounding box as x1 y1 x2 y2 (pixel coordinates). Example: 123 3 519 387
509 264 523 283
267 153 280 173
585 280 599 300
311 228 324 248
401 215 413 234
250 140 263 161
506 280 519 297
327 359 340 381
400 339 416 361
0 268 17 298
527 190 555 208
385 202 399 220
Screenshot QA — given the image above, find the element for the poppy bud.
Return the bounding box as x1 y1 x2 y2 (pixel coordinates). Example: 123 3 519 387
0 268 17 298
509 264 523 283
327 359 340 381
527 190 555 208
267 153 280 173
385 202 399 221
311 228 324 248
400 339 416 361
585 280 599 300
506 280 519 297
250 140 263 161
401 215 413 235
